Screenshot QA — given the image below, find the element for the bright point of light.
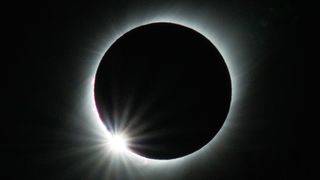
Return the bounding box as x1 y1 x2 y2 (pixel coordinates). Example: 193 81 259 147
108 134 128 153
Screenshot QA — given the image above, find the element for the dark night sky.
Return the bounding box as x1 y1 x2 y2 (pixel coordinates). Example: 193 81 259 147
2 0 305 179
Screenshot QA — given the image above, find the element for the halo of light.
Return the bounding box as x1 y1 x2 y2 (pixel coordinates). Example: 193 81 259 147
89 19 235 164
80 8 252 171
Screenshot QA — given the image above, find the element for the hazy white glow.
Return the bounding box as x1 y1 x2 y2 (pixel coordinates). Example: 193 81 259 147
86 18 235 165
82 9 250 170
108 134 128 153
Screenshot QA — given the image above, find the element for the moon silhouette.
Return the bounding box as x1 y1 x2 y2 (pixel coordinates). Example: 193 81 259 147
94 22 231 160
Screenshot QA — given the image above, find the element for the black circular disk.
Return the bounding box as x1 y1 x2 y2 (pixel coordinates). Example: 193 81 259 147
94 22 231 160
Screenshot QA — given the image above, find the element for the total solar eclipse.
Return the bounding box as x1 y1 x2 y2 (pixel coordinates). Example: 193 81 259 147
94 22 231 160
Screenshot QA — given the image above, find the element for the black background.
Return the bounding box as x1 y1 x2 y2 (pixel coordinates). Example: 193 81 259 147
2 0 305 179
